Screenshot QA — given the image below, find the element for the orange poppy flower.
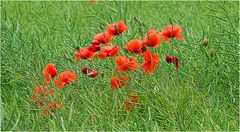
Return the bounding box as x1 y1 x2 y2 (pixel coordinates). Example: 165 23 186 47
124 39 143 54
143 29 161 48
110 75 128 89
115 56 138 72
74 47 96 62
161 25 183 43
92 32 113 45
97 45 119 59
142 51 159 74
53 70 76 88
42 63 57 83
106 20 128 35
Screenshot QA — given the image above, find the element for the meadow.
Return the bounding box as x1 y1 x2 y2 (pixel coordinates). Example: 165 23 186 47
1 1 239 131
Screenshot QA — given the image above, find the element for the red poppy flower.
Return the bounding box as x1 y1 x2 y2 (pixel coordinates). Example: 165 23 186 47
142 51 159 74
91 32 113 45
115 56 138 72
42 63 57 83
97 45 119 59
110 75 128 89
143 29 161 48
53 70 76 88
106 20 128 35
86 45 101 52
129 91 139 103
161 25 183 43
124 39 143 54
74 47 96 62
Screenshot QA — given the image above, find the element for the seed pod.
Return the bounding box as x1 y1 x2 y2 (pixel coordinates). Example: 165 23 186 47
210 48 215 57
202 39 209 46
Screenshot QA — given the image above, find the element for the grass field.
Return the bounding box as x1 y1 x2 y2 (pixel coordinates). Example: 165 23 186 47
1 1 239 131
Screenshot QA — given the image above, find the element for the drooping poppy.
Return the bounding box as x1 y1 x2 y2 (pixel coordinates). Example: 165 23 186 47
166 55 172 63
42 63 57 83
74 47 96 62
87 70 98 78
82 66 89 74
143 29 161 48
82 66 99 78
165 55 179 71
115 56 138 72
53 70 76 88
97 45 119 59
91 32 113 45
172 57 179 71
161 25 183 43
142 51 159 74
106 20 128 35
124 39 143 54
110 75 128 89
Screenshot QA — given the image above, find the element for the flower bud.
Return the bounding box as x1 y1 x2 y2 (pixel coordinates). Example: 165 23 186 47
82 66 89 74
209 48 215 57
202 39 209 46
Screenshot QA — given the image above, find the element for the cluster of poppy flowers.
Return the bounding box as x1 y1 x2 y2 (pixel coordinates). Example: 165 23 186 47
31 63 76 114
31 20 183 112
73 20 183 111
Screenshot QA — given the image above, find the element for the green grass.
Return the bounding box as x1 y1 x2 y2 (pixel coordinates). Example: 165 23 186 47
1 1 239 131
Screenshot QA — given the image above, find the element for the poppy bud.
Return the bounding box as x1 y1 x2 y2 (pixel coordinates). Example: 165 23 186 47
166 55 172 63
91 40 100 45
210 48 215 57
88 70 98 78
82 66 89 74
202 39 209 46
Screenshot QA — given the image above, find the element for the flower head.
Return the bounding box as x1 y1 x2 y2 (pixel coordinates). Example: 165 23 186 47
161 25 183 43
92 32 113 45
142 51 159 74
106 20 128 35
42 63 57 83
115 56 138 72
124 39 143 54
143 29 161 48
97 45 119 59
74 47 96 62
53 70 76 88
